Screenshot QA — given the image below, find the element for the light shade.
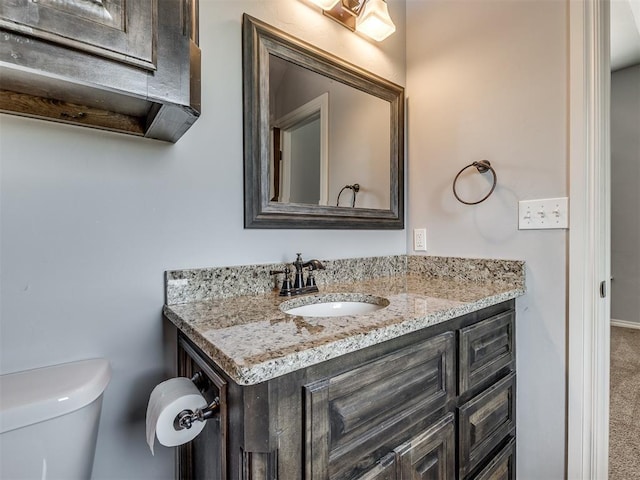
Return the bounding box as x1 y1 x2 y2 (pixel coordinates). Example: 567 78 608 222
309 0 341 10
355 0 396 41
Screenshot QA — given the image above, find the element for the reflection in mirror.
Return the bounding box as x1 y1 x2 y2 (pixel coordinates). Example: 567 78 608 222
270 80 328 205
269 55 391 210
243 14 404 229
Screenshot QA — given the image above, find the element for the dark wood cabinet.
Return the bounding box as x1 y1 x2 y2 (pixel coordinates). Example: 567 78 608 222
175 300 517 479
0 0 200 142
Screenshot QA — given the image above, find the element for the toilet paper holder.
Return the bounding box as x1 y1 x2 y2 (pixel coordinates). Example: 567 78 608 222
173 372 221 431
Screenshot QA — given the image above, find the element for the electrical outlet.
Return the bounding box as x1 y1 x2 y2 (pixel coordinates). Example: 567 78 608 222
414 228 427 251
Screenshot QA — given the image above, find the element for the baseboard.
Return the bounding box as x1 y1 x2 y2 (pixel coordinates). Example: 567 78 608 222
611 318 640 330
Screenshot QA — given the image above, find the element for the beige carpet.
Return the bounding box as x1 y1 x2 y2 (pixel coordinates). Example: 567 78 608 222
609 326 640 479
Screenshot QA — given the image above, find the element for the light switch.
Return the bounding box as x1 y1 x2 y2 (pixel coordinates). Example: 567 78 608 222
518 197 568 230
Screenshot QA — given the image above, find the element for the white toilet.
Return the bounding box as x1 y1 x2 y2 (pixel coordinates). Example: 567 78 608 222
0 358 111 479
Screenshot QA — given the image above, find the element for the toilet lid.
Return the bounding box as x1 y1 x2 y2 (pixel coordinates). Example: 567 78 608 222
0 358 111 434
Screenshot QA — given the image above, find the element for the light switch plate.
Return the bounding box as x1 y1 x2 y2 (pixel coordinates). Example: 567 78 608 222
519 197 569 229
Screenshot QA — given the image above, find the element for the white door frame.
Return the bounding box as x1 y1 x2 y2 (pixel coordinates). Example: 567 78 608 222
567 0 611 478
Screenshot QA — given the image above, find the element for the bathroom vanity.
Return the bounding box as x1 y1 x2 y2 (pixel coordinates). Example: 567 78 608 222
163 256 525 479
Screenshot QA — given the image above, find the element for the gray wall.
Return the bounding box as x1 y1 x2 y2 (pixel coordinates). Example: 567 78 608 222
406 1 567 478
0 1 406 478
611 64 640 325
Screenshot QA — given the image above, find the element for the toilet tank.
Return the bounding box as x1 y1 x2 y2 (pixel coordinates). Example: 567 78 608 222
0 359 111 479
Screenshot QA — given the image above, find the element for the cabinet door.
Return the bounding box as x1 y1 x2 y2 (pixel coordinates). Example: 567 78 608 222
0 0 155 69
458 373 515 478
471 438 515 480
177 337 227 480
459 311 514 395
304 332 455 480
394 413 455 480
0 0 199 142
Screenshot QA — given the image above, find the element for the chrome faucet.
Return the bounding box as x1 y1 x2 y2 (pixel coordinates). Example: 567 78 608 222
270 253 325 296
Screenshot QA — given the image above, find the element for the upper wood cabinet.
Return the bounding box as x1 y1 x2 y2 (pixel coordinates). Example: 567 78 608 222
0 0 201 142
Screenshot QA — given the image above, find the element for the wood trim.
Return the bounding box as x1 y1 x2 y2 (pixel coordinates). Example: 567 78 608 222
610 319 640 330
0 89 146 135
567 0 611 478
304 379 330 480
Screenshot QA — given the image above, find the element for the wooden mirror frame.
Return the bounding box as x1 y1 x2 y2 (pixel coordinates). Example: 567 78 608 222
242 14 404 229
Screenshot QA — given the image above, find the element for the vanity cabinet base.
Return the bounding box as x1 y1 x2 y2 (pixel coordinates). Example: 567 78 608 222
175 300 516 480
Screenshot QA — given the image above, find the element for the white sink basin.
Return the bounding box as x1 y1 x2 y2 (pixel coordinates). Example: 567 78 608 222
281 294 389 317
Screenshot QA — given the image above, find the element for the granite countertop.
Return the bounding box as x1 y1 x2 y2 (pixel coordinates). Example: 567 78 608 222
164 256 525 386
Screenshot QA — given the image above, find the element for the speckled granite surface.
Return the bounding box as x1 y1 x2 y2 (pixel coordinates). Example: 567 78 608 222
408 256 525 288
164 255 525 385
165 255 406 305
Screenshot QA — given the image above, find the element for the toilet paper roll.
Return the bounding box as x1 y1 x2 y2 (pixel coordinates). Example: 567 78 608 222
145 377 208 455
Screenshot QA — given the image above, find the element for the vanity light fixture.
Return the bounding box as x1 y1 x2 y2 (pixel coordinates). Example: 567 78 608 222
309 0 396 42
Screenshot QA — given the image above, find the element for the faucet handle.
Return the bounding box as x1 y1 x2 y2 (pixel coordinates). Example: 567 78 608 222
270 267 293 296
305 270 317 288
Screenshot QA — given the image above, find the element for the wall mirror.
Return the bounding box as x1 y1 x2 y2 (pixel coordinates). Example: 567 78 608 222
243 14 404 229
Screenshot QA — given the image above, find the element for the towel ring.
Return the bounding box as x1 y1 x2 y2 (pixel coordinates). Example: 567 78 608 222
452 160 497 205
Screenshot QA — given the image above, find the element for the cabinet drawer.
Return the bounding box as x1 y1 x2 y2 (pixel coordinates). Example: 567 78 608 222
471 437 516 480
357 453 396 480
459 311 514 394
459 373 516 478
304 332 455 480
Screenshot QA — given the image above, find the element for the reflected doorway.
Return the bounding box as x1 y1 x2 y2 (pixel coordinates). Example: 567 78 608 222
270 93 329 206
